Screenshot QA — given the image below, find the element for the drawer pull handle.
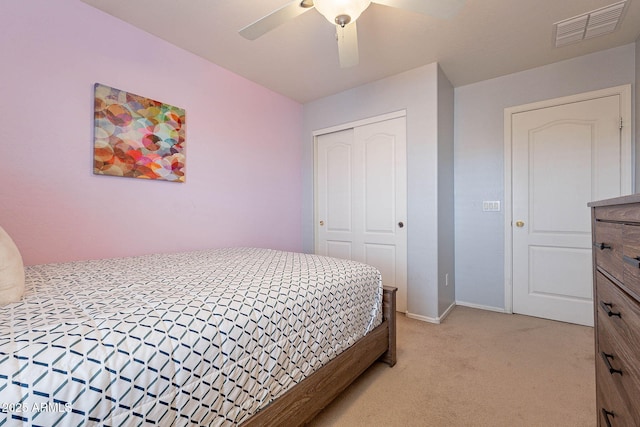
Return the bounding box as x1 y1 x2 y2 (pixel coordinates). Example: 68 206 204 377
601 352 623 376
594 242 612 250
599 301 621 318
623 255 640 268
602 408 615 427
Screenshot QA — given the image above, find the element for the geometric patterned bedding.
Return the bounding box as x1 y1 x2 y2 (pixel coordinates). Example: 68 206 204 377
0 247 382 426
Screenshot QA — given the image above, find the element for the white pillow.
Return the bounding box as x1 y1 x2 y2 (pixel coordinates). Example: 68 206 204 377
0 226 25 305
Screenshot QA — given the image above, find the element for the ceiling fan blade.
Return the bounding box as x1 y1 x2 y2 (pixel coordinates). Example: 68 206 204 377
372 0 465 19
239 0 313 40
337 21 359 68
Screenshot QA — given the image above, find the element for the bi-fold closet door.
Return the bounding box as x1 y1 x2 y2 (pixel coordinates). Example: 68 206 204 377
315 116 407 312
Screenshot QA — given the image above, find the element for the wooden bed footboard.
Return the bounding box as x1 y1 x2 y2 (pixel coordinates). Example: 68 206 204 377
379 286 397 367
241 286 397 427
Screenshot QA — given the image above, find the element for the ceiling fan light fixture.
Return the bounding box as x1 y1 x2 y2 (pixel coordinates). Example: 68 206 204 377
314 0 371 26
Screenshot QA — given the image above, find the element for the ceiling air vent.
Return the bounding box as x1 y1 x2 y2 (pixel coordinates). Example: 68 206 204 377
554 1 627 47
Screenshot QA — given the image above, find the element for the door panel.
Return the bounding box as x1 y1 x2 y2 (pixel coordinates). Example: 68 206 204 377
326 241 352 260
357 119 407 312
528 246 593 299
325 135 352 233
512 94 623 326
364 134 395 233
529 121 593 234
364 244 397 292
316 129 354 257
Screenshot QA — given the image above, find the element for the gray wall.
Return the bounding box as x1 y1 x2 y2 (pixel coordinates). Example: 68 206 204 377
437 66 456 316
454 43 636 310
302 63 448 320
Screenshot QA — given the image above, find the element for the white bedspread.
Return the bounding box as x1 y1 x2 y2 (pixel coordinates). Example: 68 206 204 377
0 248 382 426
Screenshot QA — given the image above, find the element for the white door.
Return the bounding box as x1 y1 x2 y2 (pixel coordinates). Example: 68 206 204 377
511 91 630 326
316 117 408 312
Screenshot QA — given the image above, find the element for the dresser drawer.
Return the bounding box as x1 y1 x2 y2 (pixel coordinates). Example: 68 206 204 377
594 221 623 282
596 272 640 351
597 319 640 421
596 368 637 427
596 272 640 424
623 224 640 299
595 204 640 222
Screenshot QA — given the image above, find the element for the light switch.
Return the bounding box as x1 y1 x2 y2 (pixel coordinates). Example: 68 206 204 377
483 201 501 212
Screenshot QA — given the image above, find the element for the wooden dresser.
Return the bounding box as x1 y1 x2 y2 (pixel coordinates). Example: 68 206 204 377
589 195 640 426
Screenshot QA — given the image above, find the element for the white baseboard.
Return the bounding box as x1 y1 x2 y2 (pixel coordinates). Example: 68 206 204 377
406 301 456 325
406 312 440 324
455 300 507 313
439 301 456 322
407 302 508 324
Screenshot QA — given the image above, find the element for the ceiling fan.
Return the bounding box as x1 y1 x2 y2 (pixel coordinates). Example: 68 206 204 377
239 0 465 68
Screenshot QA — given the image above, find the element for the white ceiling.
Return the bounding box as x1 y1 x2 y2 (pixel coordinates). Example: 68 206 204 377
80 0 640 103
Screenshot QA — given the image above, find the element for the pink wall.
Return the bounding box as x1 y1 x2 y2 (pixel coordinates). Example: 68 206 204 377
0 0 303 265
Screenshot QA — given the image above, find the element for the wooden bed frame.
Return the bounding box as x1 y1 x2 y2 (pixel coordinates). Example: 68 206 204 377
241 286 397 426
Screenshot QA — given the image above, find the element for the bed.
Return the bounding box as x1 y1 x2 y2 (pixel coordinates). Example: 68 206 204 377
0 247 396 426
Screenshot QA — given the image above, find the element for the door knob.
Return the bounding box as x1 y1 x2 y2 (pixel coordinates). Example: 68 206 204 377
515 220 525 228
398 222 404 228
319 220 324 226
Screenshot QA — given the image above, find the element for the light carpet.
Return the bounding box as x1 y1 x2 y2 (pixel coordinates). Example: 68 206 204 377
309 306 595 427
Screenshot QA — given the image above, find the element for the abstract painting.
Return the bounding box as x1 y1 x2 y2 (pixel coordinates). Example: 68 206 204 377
93 83 186 182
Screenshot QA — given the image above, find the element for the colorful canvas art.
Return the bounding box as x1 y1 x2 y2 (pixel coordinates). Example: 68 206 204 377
93 83 186 182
